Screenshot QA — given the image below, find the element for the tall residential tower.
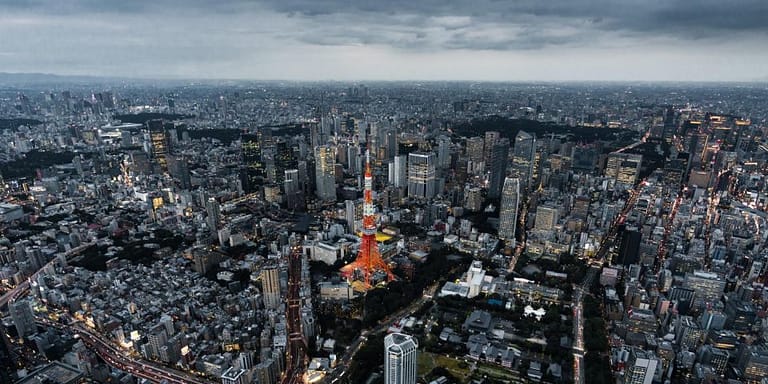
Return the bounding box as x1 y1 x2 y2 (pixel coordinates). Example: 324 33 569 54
498 177 520 244
384 333 418 384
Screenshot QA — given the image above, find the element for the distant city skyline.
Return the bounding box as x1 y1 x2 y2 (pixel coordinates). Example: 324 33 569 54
1 0 767 82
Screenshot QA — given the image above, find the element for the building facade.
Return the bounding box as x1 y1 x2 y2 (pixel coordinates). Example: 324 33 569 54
498 177 520 243
407 152 436 199
384 333 418 384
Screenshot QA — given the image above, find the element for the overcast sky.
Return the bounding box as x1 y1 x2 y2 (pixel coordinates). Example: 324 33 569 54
1 0 767 81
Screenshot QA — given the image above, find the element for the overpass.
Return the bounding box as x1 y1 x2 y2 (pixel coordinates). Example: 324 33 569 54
0 242 96 310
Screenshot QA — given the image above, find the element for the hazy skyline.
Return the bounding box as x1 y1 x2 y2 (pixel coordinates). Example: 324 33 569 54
1 0 767 82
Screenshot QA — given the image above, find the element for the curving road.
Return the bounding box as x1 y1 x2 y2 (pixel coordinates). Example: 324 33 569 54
11 240 216 384
324 282 440 384
0 242 96 310
39 318 214 384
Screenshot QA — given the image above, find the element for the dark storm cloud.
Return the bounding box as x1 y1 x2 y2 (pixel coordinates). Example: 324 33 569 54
256 0 768 49
3 0 766 51
0 0 765 80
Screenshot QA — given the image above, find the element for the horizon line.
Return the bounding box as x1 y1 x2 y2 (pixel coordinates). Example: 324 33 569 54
1 71 767 85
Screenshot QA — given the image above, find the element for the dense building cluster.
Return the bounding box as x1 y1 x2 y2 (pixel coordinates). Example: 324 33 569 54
0 81 767 384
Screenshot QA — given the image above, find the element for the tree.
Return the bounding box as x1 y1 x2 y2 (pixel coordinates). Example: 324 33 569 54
542 305 561 324
584 352 613 384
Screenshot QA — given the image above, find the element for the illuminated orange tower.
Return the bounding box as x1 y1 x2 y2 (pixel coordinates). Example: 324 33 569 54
340 149 395 289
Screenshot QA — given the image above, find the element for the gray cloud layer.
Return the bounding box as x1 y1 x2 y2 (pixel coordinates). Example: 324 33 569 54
0 0 766 80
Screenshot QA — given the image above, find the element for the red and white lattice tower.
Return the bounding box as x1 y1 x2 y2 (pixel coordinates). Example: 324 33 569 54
340 149 395 289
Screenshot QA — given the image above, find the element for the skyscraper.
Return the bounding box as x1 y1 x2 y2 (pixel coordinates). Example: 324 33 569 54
407 152 436 199
205 197 221 232
315 145 337 202
388 155 407 188
625 348 659 384
261 265 281 310
384 333 418 384
148 120 169 173
617 228 642 266
487 138 510 199
466 136 485 175
274 140 297 186
605 152 642 185
511 131 536 190
662 106 677 143
10 299 36 337
498 177 520 243
483 131 500 168
284 169 303 211
345 199 357 233
167 156 192 190
242 133 266 193
737 344 768 382
437 136 451 169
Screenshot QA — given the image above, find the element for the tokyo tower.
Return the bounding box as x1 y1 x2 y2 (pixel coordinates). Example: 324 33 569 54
340 149 395 290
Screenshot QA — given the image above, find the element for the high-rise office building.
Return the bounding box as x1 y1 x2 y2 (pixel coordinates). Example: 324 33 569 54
385 128 398 159
676 316 705 352
698 345 728 375
167 156 192 190
684 271 725 310
483 131 500 167
617 229 642 266
221 367 248 384
571 144 598 172
284 169 303 211
145 323 168 360
668 286 696 315
625 348 659 384
388 155 407 188
534 206 558 231
737 344 768 383
662 107 677 142
205 197 221 232
487 138 509 199
242 133 266 193
407 152 436 199
261 265 281 310
605 152 642 185
498 177 520 243
466 137 485 174
437 136 451 169
384 333 418 384
315 145 337 202
699 309 727 331
512 131 536 190
148 120 169 172
10 299 36 337
687 132 708 166
274 140 297 186
464 187 483 212
345 199 357 233
725 299 757 333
